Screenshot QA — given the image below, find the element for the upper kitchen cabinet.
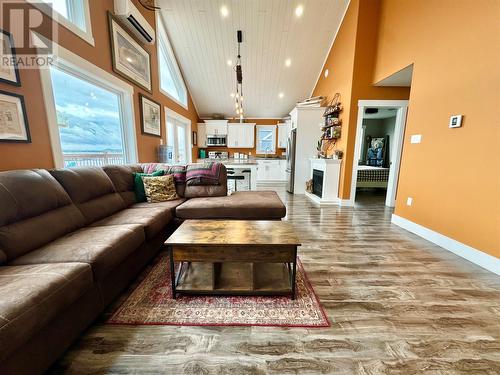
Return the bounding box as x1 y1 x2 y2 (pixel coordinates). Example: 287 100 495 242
204 120 228 135
227 123 255 148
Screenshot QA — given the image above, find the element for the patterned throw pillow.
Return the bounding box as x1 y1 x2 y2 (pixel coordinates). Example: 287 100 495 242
133 170 165 202
142 175 178 202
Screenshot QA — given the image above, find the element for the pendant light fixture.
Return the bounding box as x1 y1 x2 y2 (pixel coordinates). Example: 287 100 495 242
233 30 244 121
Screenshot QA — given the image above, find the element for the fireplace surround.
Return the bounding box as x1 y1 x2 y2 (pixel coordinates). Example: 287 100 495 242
306 158 342 205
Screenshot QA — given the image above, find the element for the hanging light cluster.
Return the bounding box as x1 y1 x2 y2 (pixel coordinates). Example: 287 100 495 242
233 30 244 120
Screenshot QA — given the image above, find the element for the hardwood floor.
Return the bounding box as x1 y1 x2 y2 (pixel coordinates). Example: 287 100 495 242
50 187 500 374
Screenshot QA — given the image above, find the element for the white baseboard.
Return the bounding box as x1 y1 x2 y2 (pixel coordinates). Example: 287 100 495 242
305 191 340 205
339 199 354 207
256 181 286 185
391 214 500 275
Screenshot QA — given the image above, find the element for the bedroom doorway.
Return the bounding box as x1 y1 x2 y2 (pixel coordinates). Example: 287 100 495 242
349 100 409 207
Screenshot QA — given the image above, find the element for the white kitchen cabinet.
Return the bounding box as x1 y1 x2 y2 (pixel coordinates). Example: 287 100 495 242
256 159 286 181
280 159 287 180
227 123 255 148
204 120 228 135
257 160 268 181
277 124 288 149
197 123 207 147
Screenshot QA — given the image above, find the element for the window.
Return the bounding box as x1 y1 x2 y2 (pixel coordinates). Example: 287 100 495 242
166 110 191 164
49 65 133 167
157 14 188 107
256 125 277 154
33 0 93 45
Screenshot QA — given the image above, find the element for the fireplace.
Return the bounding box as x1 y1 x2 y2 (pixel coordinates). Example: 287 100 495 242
307 159 341 205
312 169 324 197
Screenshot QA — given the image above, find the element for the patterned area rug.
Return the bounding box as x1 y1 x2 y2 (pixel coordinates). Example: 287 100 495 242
108 253 329 327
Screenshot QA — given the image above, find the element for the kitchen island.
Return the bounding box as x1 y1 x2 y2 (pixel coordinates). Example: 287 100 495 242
197 158 258 190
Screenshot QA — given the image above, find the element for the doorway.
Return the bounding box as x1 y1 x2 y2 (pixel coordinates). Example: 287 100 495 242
165 108 192 164
349 100 408 207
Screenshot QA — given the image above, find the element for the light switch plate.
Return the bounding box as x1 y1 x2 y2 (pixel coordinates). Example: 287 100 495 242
410 134 422 144
406 197 413 206
449 115 463 128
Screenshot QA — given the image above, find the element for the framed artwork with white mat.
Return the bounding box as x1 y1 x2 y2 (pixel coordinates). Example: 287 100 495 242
0 90 30 143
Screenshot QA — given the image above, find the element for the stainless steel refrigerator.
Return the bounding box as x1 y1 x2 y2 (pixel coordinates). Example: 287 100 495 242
286 128 297 193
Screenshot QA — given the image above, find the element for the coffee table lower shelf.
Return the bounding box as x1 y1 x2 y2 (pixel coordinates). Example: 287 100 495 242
172 261 295 298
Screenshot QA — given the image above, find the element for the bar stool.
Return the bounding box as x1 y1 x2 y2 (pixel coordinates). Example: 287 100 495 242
241 169 251 190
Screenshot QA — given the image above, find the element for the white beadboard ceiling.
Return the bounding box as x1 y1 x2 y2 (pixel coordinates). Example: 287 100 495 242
157 0 349 119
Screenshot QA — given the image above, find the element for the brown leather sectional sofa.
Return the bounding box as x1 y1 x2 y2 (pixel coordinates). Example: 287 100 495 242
0 163 286 374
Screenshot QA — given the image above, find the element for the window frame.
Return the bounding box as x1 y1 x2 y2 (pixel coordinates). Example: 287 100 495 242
256 125 277 154
156 12 188 109
165 108 192 164
38 36 137 168
28 0 94 46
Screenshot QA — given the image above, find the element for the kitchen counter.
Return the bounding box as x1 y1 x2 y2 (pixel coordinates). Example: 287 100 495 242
197 158 258 165
254 156 286 160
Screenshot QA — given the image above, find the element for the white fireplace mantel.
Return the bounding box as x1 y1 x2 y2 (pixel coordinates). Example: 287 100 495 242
305 158 342 205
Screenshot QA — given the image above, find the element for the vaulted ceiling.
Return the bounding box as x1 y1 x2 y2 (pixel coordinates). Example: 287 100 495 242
157 0 349 119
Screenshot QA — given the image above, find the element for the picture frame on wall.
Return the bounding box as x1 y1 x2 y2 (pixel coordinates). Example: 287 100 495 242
0 29 21 86
192 131 197 146
108 12 152 92
139 93 161 137
0 90 31 143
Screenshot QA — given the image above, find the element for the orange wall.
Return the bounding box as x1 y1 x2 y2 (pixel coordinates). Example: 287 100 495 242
313 0 499 257
312 0 410 199
374 0 500 257
312 0 358 172
198 119 285 159
0 0 199 171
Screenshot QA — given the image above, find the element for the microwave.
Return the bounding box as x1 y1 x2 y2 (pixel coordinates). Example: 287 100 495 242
207 135 226 147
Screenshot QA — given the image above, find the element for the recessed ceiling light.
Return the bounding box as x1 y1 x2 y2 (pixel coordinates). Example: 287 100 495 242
230 93 235 98
227 59 233 66
285 58 292 67
220 5 229 18
324 69 329 78
279 92 284 98
295 5 304 18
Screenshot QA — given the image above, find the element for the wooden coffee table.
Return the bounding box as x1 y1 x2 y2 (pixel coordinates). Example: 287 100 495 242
165 220 301 299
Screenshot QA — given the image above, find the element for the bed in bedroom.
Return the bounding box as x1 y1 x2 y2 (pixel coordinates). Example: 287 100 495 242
357 134 390 189
357 165 390 188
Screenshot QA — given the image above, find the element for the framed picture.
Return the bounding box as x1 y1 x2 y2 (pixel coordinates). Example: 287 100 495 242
108 12 152 92
139 93 161 137
0 29 21 86
192 131 197 146
0 90 30 143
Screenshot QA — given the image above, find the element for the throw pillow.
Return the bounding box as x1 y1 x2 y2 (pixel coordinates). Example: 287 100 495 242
142 174 178 202
133 170 165 202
